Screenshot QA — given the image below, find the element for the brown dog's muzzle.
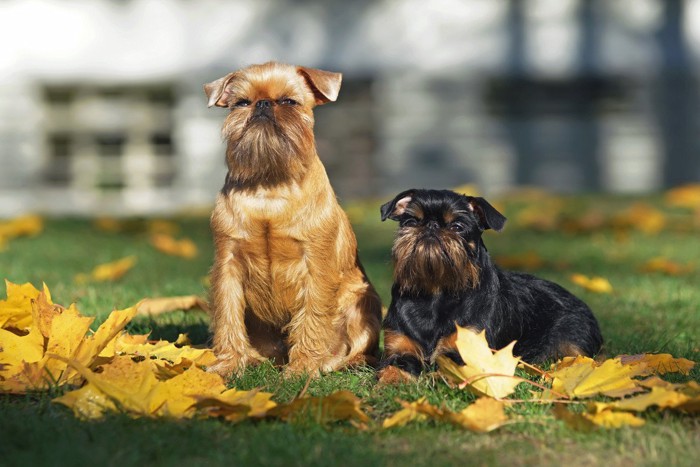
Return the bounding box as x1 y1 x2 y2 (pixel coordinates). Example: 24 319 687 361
251 100 275 121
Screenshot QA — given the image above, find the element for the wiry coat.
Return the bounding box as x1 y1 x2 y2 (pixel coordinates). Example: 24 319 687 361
379 189 603 377
205 62 381 376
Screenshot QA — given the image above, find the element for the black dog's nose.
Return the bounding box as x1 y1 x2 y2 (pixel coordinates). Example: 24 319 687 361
256 100 272 109
427 220 440 231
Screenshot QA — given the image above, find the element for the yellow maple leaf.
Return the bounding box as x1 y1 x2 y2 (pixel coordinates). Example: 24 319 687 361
570 274 613 294
553 404 645 430
113 335 217 369
0 280 52 331
665 184 700 209
75 256 137 284
550 357 648 399
0 285 137 393
150 234 198 259
195 388 278 422
0 215 43 247
640 257 694 276
437 326 521 399
136 295 209 316
53 355 225 419
447 397 509 432
382 397 443 428
612 203 666 234
269 390 369 428
616 353 695 376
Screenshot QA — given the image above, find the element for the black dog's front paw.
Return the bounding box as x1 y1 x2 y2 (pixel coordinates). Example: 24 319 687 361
381 354 424 376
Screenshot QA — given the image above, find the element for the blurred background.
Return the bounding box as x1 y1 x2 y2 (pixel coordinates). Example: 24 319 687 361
1 0 699 217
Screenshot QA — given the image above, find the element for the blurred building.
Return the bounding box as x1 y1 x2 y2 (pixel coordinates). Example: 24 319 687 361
0 0 699 216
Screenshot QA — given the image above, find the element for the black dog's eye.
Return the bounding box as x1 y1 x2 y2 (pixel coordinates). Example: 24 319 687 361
401 218 418 227
449 223 466 233
234 99 251 107
279 98 298 106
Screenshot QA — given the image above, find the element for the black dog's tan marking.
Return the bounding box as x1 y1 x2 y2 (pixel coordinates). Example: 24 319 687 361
379 189 603 377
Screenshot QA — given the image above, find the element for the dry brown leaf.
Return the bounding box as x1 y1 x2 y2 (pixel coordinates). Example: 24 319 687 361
75 256 137 284
570 274 613 294
150 233 198 259
136 295 209 316
437 326 521 399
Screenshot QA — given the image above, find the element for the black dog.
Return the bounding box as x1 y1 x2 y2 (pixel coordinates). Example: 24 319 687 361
378 189 603 378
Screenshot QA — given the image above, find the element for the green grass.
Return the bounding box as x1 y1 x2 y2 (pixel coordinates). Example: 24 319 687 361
1 194 699 467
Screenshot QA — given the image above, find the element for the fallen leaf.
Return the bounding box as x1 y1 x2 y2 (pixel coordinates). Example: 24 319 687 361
136 295 209 316
113 335 217 370
195 388 277 422
665 184 700 209
0 280 52 331
150 234 197 259
75 256 137 284
382 397 443 428
639 257 693 276
570 274 613 294
448 397 509 432
269 390 369 427
616 353 695 376
0 215 43 249
550 357 647 399
437 326 521 399
53 355 225 419
553 404 645 430
612 203 666 234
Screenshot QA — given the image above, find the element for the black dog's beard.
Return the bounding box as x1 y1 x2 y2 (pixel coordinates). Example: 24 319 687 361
392 229 479 294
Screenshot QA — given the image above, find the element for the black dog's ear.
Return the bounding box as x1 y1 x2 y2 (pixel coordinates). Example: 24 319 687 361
380 190 415 221
467 196 507 232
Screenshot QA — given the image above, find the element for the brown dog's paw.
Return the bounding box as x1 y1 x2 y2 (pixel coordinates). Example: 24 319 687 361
284 359 322 378
377 366 415 385
207 352 264 377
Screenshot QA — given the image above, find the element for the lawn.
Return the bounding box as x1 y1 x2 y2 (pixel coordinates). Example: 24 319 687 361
1 192 699 467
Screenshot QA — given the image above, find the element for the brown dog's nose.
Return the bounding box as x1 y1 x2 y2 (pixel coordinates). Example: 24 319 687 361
256 100 272 109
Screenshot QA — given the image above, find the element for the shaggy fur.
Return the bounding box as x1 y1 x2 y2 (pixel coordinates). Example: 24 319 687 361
378 189 603 379
205 62 381 376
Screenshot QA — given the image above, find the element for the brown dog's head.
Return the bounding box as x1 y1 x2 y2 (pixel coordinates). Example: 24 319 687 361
381 189 506 294
204 62 342 189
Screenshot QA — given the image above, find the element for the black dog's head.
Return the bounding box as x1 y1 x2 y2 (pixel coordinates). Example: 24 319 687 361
381 189 506 294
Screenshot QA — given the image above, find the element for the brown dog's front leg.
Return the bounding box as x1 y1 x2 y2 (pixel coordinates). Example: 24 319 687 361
208 239 263 376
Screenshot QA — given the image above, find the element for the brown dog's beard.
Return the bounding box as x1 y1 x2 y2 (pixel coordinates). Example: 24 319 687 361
222 111 315 191
392 229 479 294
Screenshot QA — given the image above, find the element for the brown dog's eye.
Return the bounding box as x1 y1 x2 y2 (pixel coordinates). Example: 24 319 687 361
401 218 418 227
449 223 466 233
279 98 298 106
234 99 251 107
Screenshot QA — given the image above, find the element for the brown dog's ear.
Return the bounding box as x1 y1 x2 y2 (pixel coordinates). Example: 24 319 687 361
204 72 238 108
381 190 415 221
297 67 342 105
467 197 507 232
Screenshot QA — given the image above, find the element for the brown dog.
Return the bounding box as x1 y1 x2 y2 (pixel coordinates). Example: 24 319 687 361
204 62 381 376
